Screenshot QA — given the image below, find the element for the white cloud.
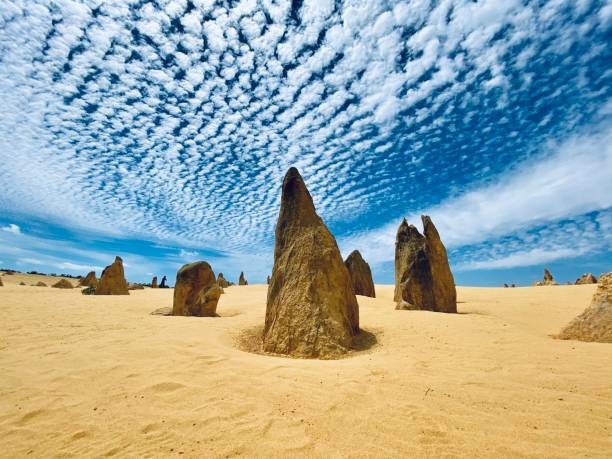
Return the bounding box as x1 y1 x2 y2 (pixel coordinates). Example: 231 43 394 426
1 224 21 235
341 125 612 266
57 262 104 272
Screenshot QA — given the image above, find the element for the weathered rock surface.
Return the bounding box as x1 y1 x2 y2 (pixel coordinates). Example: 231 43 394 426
151 276 158 288
239 272 248 285
52 279 73 289
575 273 597 285
263 167 359 359
217 273 232 288
172 262 222 317
95 257 129 295
150 306 172 316
344 250 375 298
79 271 97 288
394 216 457 313
557 272 612 343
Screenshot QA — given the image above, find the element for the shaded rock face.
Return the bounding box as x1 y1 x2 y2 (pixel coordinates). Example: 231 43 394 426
52 279 73 289
79 271 97 287
217 273 232 288
576 273 597 285
263 167 359 359
557 272 612 343
344 250 375 298
534 268 557 286
82 286 96 295
172 262 221 317
159 276 168 288
238 272 248 285
151 276 158 288
394 216 457 313
35 281 47 287
0 277 3 287
95 257 129 295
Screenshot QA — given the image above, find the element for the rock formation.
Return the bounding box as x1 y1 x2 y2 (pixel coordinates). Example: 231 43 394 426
159 276 168 288
394 216 457 313
0 277 3 287
263 167 359 359
95 256 129 295
52 279 73 289
79 271 97 288
82 286 96 295
575 273 597 285
217 273 232 288
35 281 47 287
266 275 270 284
511 283 516 288
344 250 375 297
238 272 248 285
503 283 509 288
128 283 144 290
556 272 612 343
172 262 222 317
151 276 158 288
534 269 557 286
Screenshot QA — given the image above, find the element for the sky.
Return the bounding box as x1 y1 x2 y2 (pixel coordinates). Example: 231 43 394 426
0 0 611 287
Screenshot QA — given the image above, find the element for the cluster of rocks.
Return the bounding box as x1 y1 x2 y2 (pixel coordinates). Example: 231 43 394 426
575 273 597 285
393 216 456 313
503 284 516 288
238 272 248 285
557 272 611 343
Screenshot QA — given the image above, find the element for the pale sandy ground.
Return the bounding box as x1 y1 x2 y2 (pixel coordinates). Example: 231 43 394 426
1 273 611 458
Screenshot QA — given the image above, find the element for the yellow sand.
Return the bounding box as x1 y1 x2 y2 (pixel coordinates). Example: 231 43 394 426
1 273 611 458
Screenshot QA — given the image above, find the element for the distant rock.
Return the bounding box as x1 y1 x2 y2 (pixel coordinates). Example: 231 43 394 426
503 283 509 288
556 272 612 343
217 273 232 288
19 281 27 286
344 250 375 298
82 286 96 295
511 284 516 288
534 268 557 286
52 279 73 289
575 273 597 285
150 306 172 316
34 281 47 287
159 275 168 288
151 276 158 288
263 167 359 358
0 277 3 287
95 256 129 295
172 261 221 317
128 283 145 290
266 275 270 285
238 272 248 285
79 271 97 287
394 216 457 313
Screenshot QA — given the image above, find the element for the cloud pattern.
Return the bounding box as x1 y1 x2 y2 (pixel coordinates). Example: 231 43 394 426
0 0 611 282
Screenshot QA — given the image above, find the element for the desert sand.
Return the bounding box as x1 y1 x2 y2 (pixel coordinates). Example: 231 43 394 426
1 273 611 458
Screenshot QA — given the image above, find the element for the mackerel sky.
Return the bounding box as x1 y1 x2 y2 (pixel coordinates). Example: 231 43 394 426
0 0 611 286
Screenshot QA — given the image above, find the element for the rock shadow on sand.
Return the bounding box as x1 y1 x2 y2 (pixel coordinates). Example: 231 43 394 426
234 325 380 360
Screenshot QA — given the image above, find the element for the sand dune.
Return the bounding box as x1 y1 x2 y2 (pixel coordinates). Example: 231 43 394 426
1 273 611 458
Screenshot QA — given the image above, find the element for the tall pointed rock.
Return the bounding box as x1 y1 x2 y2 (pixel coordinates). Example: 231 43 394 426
263 167 359 358
422 216 457 313
344 250 376 298
95 256 129 295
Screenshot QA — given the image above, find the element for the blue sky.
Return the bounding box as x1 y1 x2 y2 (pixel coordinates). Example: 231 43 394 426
0 0 611 286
